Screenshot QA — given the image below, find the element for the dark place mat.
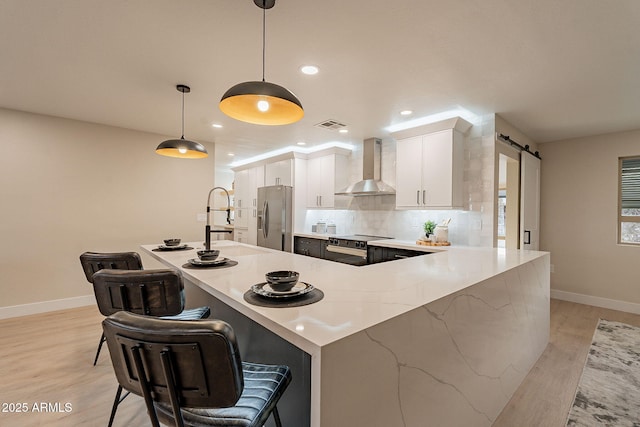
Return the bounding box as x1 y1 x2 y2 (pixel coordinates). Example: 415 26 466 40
182 260 238 269
243 288 324 308
153 246 194 252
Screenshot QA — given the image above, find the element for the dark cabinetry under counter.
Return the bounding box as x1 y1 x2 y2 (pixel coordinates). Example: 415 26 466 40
367 245 386 264
368 245 431 264
294 236 326 259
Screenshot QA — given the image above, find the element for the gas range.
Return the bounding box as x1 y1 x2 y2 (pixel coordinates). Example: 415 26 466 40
325 235 392 266
327 235 392 248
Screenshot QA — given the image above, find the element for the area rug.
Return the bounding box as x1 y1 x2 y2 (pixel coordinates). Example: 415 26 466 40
566 319 640 426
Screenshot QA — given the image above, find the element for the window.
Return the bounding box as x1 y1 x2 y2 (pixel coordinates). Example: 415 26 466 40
619 156 640 244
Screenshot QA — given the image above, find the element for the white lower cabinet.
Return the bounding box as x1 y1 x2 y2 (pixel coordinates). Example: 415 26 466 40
235 207 248 228
234 228 249 244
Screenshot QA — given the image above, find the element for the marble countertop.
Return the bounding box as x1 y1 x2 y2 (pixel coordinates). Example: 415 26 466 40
293 232 335 240
293 233 448 252
142 241 547 354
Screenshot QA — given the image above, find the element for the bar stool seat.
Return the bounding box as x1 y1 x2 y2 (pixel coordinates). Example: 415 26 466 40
155 362 291 427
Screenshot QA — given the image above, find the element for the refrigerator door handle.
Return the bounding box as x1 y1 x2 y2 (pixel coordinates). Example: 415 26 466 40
263 201 269 239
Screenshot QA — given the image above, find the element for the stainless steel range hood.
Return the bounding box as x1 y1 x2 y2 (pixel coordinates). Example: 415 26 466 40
335 137 396 196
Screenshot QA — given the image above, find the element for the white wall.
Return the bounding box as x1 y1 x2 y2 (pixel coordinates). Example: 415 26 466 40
539 128 640 304
0 108 215 312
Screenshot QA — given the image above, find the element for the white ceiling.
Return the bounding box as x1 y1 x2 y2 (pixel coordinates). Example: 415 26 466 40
2 0 639 169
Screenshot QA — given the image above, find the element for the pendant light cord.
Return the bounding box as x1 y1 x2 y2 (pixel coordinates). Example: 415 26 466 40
262 0 266 82
181 88 185 139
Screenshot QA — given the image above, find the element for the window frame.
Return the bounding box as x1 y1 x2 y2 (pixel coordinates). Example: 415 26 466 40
618 155 640 245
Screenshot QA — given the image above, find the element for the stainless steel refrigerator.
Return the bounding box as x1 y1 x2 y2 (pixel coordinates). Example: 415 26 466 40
257 185 293 252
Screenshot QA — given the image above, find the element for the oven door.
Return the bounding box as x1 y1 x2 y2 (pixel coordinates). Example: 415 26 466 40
324 245 368 266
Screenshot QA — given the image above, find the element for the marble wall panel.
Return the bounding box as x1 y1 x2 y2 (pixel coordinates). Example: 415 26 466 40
320 255 550 427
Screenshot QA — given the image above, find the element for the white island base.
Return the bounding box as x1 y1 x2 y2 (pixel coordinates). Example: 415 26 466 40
320 260 549 426
144 242 549 427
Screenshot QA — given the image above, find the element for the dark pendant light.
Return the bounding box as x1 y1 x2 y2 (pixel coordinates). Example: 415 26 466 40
156 84 208 159
219 0 303 126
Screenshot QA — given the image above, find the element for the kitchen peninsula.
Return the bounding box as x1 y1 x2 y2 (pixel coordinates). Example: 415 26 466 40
143 240 549 427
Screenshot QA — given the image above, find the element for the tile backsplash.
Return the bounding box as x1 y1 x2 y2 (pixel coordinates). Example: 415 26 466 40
301 119 495 247
304 208 484 246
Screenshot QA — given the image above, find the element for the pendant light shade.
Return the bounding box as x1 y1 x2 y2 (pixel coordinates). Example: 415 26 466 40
156 85 208 159
219 0 303 126
220 81 303 125
156 137 208 159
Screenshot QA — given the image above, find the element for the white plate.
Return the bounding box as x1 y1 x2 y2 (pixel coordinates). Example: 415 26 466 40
158 244 188 250
188 257 229 266
251 282 314 299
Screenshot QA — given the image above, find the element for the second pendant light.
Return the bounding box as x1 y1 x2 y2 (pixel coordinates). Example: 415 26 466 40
219 0 304 126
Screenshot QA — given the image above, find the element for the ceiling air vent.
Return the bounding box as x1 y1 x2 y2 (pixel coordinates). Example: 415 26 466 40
314 119 347 131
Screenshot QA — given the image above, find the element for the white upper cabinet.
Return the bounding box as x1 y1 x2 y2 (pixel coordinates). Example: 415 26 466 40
265 159 293 186
234 169 250 210
306 153 349 208
394 119 470 209
233 165 264 231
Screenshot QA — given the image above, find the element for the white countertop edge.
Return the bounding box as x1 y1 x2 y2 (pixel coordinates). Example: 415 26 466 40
294 232 335 240
294 233 450 252
367 238 450 252
142 242 549 351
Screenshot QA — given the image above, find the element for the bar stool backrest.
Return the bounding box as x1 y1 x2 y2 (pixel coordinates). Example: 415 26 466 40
80 251 143 283
91 269 184 317
102 311 244 424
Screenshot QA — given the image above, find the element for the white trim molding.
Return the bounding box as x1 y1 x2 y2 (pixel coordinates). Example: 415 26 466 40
0 295 94 320
551 289 640 315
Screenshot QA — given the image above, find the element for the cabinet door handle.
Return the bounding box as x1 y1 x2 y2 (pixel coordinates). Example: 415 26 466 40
416 190 420 204
423 190 426 205
319 195 322 206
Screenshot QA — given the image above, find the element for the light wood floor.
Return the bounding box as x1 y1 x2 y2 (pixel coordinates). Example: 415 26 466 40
1 299 639 427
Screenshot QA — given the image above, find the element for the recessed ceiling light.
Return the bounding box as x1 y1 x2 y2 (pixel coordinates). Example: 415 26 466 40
212 123 223 128
297 141 306 145
338 129 349 134
400 110 413 116
227 153 235 157
300 65 319 75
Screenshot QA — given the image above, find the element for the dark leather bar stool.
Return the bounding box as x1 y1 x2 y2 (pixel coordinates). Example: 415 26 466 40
79 251 144 365
102 311 292 427
90 268 210 321
92 268 211 426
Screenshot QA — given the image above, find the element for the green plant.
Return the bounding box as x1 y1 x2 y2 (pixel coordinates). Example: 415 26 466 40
423 220 437 236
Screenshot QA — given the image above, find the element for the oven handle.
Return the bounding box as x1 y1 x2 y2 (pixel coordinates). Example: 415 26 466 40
326 245 367 259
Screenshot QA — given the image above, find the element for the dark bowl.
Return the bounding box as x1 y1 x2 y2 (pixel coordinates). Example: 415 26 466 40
197 249 220 261
265 270 300 292
164 238 181 247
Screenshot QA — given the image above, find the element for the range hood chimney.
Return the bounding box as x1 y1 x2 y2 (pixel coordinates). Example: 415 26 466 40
335 137 395 196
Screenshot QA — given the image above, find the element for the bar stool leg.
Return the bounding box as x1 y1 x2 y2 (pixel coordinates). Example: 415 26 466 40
272 406 283 427
93 333 106 366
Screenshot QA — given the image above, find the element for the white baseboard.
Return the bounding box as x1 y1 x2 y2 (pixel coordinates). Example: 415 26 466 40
551 289 640 315
0 295 94 320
